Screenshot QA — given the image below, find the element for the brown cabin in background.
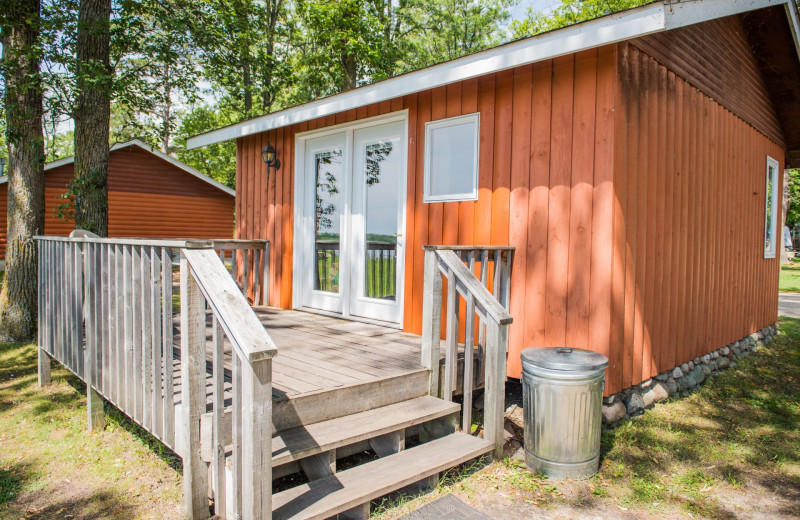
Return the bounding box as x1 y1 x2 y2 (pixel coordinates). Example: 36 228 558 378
186 0 800 396
0 139 235 258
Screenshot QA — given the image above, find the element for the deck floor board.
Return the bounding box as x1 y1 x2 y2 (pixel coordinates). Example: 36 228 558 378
171 307 430 405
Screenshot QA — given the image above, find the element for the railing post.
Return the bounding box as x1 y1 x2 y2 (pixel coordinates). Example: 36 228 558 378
83 243 105 432
241 356 273 520
37 239 51 387
180 248 211 520
484 322 509 459
421 248 443 397
263 241 270 306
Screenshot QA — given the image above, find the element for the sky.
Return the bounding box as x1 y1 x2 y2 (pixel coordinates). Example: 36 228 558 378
510 0 563 21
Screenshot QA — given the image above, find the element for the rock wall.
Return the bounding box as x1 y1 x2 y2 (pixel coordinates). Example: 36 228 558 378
601 324 778 425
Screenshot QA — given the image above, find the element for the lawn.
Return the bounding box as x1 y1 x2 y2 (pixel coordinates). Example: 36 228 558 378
1 318 798 519
0 342 183 519
780 262 800 292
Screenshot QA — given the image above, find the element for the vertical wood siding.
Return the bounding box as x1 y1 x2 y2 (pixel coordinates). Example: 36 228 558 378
609 43 783 394
0 147 234 258
237 35 784 394
236 45 620 383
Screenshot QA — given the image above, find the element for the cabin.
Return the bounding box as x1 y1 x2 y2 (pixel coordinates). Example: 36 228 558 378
0 139 235 258
35 1 800 519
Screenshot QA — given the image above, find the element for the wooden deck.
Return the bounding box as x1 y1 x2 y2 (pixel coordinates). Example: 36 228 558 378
170 307 435 433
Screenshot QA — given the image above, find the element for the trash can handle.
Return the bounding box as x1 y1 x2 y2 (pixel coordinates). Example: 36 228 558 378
556 347 573 355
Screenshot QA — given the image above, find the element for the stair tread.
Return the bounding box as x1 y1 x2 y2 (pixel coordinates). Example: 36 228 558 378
273 432 492 520
272 395 459 467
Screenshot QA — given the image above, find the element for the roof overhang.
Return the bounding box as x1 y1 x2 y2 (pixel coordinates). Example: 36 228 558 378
2 139 236 197
186 0 800 150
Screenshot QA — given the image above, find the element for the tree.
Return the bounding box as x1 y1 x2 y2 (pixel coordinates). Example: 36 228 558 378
510 0 648 38
73 0 112 236
173 104 238 188
0 0 46 341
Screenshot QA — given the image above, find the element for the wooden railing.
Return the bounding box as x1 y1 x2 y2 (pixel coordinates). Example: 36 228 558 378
421 245 513 458
216 239 270 306
181 245 276 520
315 240 398 299
35 235 276 520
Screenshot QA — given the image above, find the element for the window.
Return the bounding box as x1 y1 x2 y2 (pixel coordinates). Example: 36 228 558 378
764 156 779 259
424 113 480 202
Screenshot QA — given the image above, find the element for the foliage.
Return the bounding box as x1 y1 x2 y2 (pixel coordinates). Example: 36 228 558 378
510 0 650 38
172 104 238 188
785 169 800 229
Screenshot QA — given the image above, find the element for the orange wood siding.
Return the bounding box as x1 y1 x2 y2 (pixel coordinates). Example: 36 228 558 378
609 43 783 394
0 146 234 258
237 32 785 395
631 14 783 147
236 45 620 384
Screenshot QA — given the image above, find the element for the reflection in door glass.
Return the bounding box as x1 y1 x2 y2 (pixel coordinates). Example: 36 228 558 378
315 149 342 293
363 140 399 300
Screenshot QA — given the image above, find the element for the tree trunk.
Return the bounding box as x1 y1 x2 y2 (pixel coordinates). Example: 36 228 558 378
74 0 111 237
341 53 358 92
0 0 46 342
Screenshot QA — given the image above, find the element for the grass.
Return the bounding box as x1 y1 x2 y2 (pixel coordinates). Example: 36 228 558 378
372 316 800 519
1 317 798 519
0 341 183 519
780 262 800 292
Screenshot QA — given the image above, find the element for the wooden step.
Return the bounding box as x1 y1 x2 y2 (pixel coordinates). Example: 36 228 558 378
272 395 460 467
272 433 493 520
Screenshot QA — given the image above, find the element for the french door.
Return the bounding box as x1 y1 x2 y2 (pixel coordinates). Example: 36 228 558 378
297 116 407 326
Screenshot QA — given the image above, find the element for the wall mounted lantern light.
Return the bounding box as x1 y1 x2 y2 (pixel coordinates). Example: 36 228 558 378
261 143 280 177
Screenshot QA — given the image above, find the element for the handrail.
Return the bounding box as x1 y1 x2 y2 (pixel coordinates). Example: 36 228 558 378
181 244 274 520
421 245 513 458
435 250 512 325
182 248 277 361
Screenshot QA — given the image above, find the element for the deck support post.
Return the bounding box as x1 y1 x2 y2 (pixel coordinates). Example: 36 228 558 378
38 348 51 387
87 386 106 432
421 249 442 398
241 356 273 520
180 251 211 520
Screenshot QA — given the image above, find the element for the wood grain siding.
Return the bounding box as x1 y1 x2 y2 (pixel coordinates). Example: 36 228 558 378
236 45 619 382
610 43 783 394
238 32 785 393
631 14 783 147
0 147 234 258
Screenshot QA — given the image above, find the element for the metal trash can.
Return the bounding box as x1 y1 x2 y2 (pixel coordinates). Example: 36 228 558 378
521 347 609 479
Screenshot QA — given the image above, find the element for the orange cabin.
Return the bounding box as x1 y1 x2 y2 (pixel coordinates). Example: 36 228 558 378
186 4 800 396
0 139 235 257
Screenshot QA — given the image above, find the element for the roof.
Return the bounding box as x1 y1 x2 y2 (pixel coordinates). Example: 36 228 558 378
0 139 235 197
186 0 800 150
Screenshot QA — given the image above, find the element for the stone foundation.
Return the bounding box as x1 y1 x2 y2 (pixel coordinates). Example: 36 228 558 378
601 324 778 425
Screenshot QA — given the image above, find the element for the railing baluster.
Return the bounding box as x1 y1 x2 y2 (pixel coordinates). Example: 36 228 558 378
232 354 243 517
151 246 163 437
141 246 153 432
162 247 175 446
443 267 458 402
133 246 144 423
212 315 226 517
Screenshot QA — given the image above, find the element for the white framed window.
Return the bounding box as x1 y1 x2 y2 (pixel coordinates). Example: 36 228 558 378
423 113 480 202
764 156 780 259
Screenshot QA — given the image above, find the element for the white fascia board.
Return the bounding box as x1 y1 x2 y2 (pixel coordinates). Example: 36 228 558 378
783 0 800 62
186 2 668 149
39 139 235 197
663 0 788 30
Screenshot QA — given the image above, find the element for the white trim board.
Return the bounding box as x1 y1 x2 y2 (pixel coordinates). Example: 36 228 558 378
5 138 236 197
186 0 800 150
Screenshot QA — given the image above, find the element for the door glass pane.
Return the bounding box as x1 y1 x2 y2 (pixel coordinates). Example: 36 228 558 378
314 148 343 293
363 139 400 300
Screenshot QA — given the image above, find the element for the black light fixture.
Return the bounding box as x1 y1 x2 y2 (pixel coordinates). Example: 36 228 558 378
261 143 280 176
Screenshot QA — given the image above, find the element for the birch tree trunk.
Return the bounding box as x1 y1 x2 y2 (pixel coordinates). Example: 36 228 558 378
74 0 111 237
0 0 45 342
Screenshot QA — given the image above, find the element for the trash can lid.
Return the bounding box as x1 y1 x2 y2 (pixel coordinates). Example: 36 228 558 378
521 347 609 372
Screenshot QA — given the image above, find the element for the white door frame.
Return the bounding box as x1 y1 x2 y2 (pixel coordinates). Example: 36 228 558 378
292 110 409 328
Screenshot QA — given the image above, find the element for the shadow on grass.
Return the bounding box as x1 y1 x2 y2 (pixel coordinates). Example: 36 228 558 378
592 317 800 516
